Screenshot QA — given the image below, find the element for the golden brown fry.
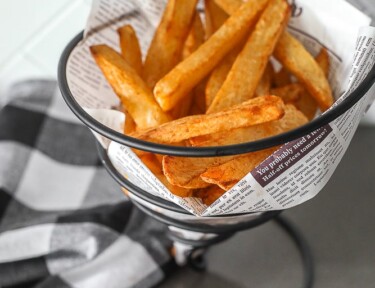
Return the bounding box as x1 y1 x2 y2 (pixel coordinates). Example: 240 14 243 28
193 185 226 205
271 83 303 103
255 62 274 96
154 0 270 111
205 49 239 108
190 104 308 146
165 105 306 189
207 0 290 113
143 0 198 88
214 0 242 14
182 13 205 60
140 153 193 197
205 0 229 37
171 12 205 119
274 32 333 111
132 96 285 143
118 25 143 75
200 147 278 190
123 109 136 134
90 45 171 129
272 68 291 87
294 48 330 119
163 155 230 189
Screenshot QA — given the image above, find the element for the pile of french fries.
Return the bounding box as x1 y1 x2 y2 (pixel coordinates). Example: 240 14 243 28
91 0 333 206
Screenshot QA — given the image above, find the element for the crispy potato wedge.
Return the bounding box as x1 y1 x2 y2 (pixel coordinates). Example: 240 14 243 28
118 25 143 75
143 0 198 88
274 32 333 111
165 105 307 189
205 0 229 37
194 185 226 205
190 104 308 146
294 48 330 119
271 83 303 103
154 0 270 111
132 96 285 143
255 62 274 96
214 0 241 14
140 153 193 197
207 0 290 113
200 147 278 190
90 45 171 129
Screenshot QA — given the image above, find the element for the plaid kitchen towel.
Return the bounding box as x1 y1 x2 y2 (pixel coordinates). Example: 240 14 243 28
0 80 174 288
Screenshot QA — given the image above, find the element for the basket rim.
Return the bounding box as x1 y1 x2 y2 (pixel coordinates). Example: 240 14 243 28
58 31 375 157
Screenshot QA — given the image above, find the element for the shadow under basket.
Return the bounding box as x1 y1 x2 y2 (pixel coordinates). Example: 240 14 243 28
58 32 375 288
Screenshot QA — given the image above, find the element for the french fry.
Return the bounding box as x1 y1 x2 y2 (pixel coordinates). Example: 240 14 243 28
190 104 308 146
272 68 291 87
255 62 274 96
294 48 330 119
165 105 307 189
123 109 136 134
154 0 270 111
200 147 278 190
163 155 230 189
205 48 239 108
90 45 171 129
171 12 205 119
140 154 192 197
143 0 198 88
132 96 285 144
207 0 290 113
213 0 333 111
193 185 226 205
274 32 333 111
270 83 303 103
205 0 229 37
118 25 143 75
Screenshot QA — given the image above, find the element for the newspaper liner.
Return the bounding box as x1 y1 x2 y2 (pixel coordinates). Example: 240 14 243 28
65 0 375 216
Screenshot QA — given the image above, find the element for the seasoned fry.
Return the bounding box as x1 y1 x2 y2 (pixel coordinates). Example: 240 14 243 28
118 25 143 75
140 154 192 197
207 0 290 113
166 105 307 189
255 62 274 96
163 155 231 189
171 13 205 119
294 48 330 119
194 185 226 205
132 96 285 143
200 147 278 190
274 32 333 111
214 0 333 111
143 0 198 88
123 109 136 134
272 68 291 87
154 0 270 111
271 83 303 103
205 0 229 37
190 104 308 146
90 45 171 129
205 48 239 108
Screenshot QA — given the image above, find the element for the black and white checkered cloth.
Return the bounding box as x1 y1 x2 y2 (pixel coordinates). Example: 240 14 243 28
0 80 174 288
